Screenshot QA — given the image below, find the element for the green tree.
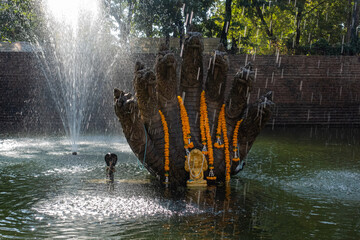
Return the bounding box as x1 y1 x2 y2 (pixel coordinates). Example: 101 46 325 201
104 0 216 47
0 0 40 42
209 0 357 55
132 0 182 38
103 0 135 44
219 0 232 48
347 0 359 50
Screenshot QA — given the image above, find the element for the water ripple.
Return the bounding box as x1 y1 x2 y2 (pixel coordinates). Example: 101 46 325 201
283 170 360 201
42 166 95 176
242 169 360 202
33 193 203 221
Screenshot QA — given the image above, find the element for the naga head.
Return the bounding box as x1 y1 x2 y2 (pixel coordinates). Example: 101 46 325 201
133 63 156 101
232 62 254 90
114 89 137 120
156 50 176 77
205 44 229 101
184 32 203 51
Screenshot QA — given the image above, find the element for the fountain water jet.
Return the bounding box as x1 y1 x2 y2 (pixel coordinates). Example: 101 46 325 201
33 0 116 153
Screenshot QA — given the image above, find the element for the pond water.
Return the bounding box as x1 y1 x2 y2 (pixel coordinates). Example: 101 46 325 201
1 128 359 239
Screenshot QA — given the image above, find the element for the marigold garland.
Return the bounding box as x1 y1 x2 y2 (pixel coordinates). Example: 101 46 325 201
214 106 225 149
219 104 231 182
177 96 194 152
200 92 208 155
159 110 170 183
200 91 216 181
160 94 244 184
232 119 243 162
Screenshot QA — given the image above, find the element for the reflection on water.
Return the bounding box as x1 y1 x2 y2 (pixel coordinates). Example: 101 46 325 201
0 128 360 239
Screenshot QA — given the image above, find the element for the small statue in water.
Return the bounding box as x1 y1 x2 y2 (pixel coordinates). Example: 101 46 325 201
185 149 208 187
105 153 117 182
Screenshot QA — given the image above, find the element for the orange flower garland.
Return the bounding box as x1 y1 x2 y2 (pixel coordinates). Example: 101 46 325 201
214 105 225 149
177 96 194 153
159 110 170 183
219 104 231 182
200 92 208 155
232 119 243 162
200 91 216 181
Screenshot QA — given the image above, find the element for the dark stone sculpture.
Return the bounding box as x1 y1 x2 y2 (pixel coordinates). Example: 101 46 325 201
114 32 274 186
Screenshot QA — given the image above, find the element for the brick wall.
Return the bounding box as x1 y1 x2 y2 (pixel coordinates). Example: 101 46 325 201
133 53 360 126
1 47 360 135
0 51 63 134
0 50 123 135
227 55 360 126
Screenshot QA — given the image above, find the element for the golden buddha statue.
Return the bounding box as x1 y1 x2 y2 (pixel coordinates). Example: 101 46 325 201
185 149 208 186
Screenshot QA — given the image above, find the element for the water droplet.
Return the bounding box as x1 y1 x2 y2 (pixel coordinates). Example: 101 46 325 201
307 109 310 121
207 57 212 70
339 86 342 98
272 118 275 130
185 13 189 26
212 53 217 74
225 21 230 33
189 11 193 24
197 67 201 81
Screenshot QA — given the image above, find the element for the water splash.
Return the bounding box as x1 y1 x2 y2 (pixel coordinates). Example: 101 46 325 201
45 0 100 29
34 193 203 220
283 170 360 201
33 0 114 152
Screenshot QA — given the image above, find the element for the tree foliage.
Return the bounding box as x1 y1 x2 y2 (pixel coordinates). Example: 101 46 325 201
1 0 359 55
0 0 40 42
208 0 359 55
103 0 135 43
104 0 216 47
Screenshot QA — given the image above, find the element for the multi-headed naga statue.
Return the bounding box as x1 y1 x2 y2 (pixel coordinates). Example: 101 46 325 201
114 32 273 187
